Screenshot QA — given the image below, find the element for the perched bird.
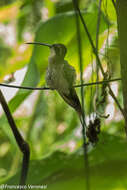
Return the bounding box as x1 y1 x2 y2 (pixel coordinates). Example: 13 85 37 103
26 42 83 118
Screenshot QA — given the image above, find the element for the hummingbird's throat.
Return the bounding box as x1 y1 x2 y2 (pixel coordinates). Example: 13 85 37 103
49 49 64 62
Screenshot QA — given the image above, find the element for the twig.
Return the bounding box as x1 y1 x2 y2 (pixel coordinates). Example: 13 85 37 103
74 78 121 87
0 83 49 90
74 1 124 116
0 78 121 90
111 0 117 10
73 0 90 189
96 0 102 52
95 0 102 111
0 90 30 185
96 0 102 78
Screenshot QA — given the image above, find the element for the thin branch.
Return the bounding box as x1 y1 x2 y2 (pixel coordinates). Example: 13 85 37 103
0 90 30 185
0 83 49 90
73 1 124 116
96 0 102 51
73 0 90 189
73 1 104 75
95 0 102 111
0 78 121 90
96 0 102 80
74 78 121 87
111 0 117 10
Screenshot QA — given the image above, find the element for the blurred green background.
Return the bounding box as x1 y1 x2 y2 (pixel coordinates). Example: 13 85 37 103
0 0 126 190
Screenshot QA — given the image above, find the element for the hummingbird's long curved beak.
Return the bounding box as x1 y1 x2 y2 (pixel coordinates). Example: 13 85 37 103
25 42 52 48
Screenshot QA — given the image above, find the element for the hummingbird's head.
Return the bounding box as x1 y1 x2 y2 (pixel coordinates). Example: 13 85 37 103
51 44 67 58
25 42 67 59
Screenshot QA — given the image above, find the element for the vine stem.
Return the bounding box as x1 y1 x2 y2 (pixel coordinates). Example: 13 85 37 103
73 1 124 116
73 0 90 189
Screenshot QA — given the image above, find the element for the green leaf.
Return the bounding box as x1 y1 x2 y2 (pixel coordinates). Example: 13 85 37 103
30 3 109 76
4 133 127 190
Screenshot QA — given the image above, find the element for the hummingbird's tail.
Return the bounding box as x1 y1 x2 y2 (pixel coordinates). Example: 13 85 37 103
58 88 86 139
58 88 83 117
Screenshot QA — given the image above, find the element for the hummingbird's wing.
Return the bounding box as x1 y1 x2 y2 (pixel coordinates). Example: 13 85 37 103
58 88 82 116
59 61 82 116
63 61 76 86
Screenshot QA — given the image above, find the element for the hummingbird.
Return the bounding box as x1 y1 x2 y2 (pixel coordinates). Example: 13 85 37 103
26 42 83 118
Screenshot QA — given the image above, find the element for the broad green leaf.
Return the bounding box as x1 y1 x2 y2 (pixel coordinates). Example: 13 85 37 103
31 5 109 76
3 133 127 190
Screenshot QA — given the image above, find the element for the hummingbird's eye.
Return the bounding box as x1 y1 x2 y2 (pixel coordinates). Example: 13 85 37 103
53 44 66 57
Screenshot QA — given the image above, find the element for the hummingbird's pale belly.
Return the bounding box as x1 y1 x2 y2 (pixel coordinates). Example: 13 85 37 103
46 64 70 94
